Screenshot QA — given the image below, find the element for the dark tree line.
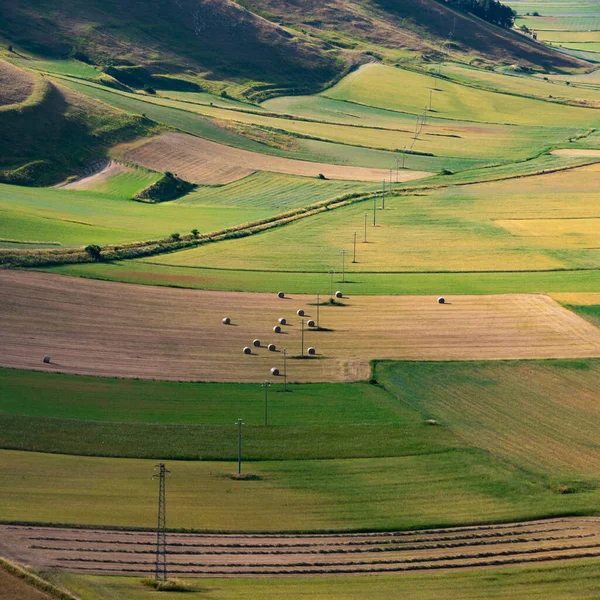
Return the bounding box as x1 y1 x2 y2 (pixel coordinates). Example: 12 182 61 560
442 0 516 28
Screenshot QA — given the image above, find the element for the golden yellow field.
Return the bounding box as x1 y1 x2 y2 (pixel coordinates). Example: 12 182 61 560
1 271 598 383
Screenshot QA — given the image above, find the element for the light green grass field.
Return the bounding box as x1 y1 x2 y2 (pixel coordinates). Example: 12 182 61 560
138 163 600 273
46 261 600 294
54 560 600 600
0 171 373 246
1 448 598 531
323 64 600 127
0 183 274 246
438 62 600 105
77 167 161 198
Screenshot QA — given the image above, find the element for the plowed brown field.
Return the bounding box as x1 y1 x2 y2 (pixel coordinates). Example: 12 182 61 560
2 519 600 578
1 271 599 382
120 132 433 184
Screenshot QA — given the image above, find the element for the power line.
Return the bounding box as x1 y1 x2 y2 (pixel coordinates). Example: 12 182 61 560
152 463 171 583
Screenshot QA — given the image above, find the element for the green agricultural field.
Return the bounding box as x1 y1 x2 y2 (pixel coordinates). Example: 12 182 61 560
3 359 600 526
376 359 600 482
323 64 600 127
2 447 599 531
436 62 600 105
54 560 600 600
0 171 373 247
138 163 600 274
0 367 458 460
59 78 462 172
46 260 600 295
76 167 161 198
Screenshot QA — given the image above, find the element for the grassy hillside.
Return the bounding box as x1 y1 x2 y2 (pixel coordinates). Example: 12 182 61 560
0 0 588 108
238 0 588 71
0 0 345 97
0 60 157 186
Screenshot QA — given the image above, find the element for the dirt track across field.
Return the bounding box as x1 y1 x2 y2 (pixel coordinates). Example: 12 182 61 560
57 160 128 190
2 519 600 578
121 132 433 184
1 271 599 382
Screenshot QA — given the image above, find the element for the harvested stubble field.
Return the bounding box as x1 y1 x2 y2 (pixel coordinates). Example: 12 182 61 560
1 271 599 383
120 132 433 184
3 519 600 579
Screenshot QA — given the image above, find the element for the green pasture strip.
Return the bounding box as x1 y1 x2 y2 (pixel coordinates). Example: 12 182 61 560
132 166 600 273
435 62 600 105
407 153 600 187
56 77 272 153
80 168 161 199
0 415 457 461
44 262 600 295
5 55 101 79
140 89 575 162
1 449 597 531
565 304 600 328
0 369 405 426
178 172 378 210
322 64 600 127
376 359 600 483
55 560 600 600
0 182 275 246
58 77 458 170
0 368 459 460
157 89 266 111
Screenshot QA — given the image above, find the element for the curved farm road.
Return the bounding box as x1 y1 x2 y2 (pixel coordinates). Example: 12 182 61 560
120 132 433 184
1 271 599 382
2 519 600 577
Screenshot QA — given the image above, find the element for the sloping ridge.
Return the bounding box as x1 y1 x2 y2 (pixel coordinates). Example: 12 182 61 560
240 0 589 71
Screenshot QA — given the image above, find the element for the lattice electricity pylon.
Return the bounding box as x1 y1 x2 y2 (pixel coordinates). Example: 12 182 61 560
152 463 171 582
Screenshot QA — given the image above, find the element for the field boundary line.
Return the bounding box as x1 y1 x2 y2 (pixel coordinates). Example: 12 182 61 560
0 556 79 600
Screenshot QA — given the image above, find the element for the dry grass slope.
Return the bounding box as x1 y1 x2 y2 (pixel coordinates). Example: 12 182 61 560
0 59 34 106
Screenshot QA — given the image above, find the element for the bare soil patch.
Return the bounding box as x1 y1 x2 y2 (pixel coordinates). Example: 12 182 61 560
57 159 128 190
551 149 600 158
1 271 599 383
2 518 600 578
120 132 432 184
0 59 34 106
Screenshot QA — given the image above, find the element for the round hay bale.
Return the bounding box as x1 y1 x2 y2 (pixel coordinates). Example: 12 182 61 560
307 347 316 356
278 317 286 325
43 355 51 364
253 339 261 347
271 367 280 376
335 291 343 299
278 291 285 298
243 346 252 355
222 317 231 325
297 309 305 316
307 319 315 327
437 297 445 304
273 325 281 333
268 343 276 352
